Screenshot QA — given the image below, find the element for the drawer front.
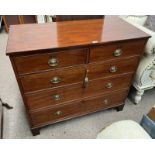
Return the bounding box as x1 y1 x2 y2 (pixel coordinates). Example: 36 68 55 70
30 90 128 127
85 73 132 96
89 40 146 62
20 66 85 93
26 74 132 111
88 56 139 80
13 48 88 75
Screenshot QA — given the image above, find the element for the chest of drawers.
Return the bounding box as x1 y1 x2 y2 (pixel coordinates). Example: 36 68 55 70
6 16 150 136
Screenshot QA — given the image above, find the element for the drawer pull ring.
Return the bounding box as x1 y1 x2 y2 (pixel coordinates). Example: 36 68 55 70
51 76 61 84
53 94 61 101
114 49 122 57
103 99 109 105
84 77 89 88
106 83 113 89
110 66 118 73
83 69 89 88
48 58 59 67
55 111 62 115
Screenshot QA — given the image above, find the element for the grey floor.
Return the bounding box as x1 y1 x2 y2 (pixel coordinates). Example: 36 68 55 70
0 28 155 139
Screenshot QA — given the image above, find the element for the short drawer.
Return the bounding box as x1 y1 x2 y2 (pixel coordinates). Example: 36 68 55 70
88 56 139 80
13 48 88 75
30 90 128 127
20 66 85 93
89 40 146 62
26 74 132 111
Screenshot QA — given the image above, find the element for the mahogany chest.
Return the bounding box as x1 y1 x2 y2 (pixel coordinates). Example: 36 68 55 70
6 16 150 136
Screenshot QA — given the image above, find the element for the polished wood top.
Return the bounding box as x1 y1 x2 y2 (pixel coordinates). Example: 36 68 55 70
6 16 150 55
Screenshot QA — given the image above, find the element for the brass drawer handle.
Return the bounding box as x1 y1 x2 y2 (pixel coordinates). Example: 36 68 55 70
52 94 61 101
106 82 113 89
114 49 122 57
51 76 61 84
84 77 89 88
110 66 118 73
83 69 89 88
55 111 62 115
48 58 59 67
103 99 109 105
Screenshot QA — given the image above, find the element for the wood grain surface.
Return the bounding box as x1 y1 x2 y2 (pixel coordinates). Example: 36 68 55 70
6 16 150 55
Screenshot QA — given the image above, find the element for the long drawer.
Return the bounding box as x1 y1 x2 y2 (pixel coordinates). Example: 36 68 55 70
89 39 146 62
20 65 85 93
13 48 88 75
30 89 128 127
26 73 133 111
88 56 139 80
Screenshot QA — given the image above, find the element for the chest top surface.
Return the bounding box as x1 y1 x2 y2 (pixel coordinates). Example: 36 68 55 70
6 16 150 55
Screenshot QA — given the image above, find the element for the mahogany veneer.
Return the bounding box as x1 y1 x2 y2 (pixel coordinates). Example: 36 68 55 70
6 16 150 136
13 48 88 75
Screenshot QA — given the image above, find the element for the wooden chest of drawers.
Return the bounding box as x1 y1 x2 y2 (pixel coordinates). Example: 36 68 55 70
6 16 150 136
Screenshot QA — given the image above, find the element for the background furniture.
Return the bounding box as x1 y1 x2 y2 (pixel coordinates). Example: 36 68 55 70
120 16 155 104
36 15 47 23
96 120 151 139
37 15 104 23
52 15 104 22
2 15 37 32
6 16 149 135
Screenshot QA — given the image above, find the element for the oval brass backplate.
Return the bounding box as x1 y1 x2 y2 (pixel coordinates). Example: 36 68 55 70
55 111 62 115
110 66 118 73
113 49 122 57
106 83 113 89
51 76 61 84
103 99 109 105
48 57 59 67
52 94 61 101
